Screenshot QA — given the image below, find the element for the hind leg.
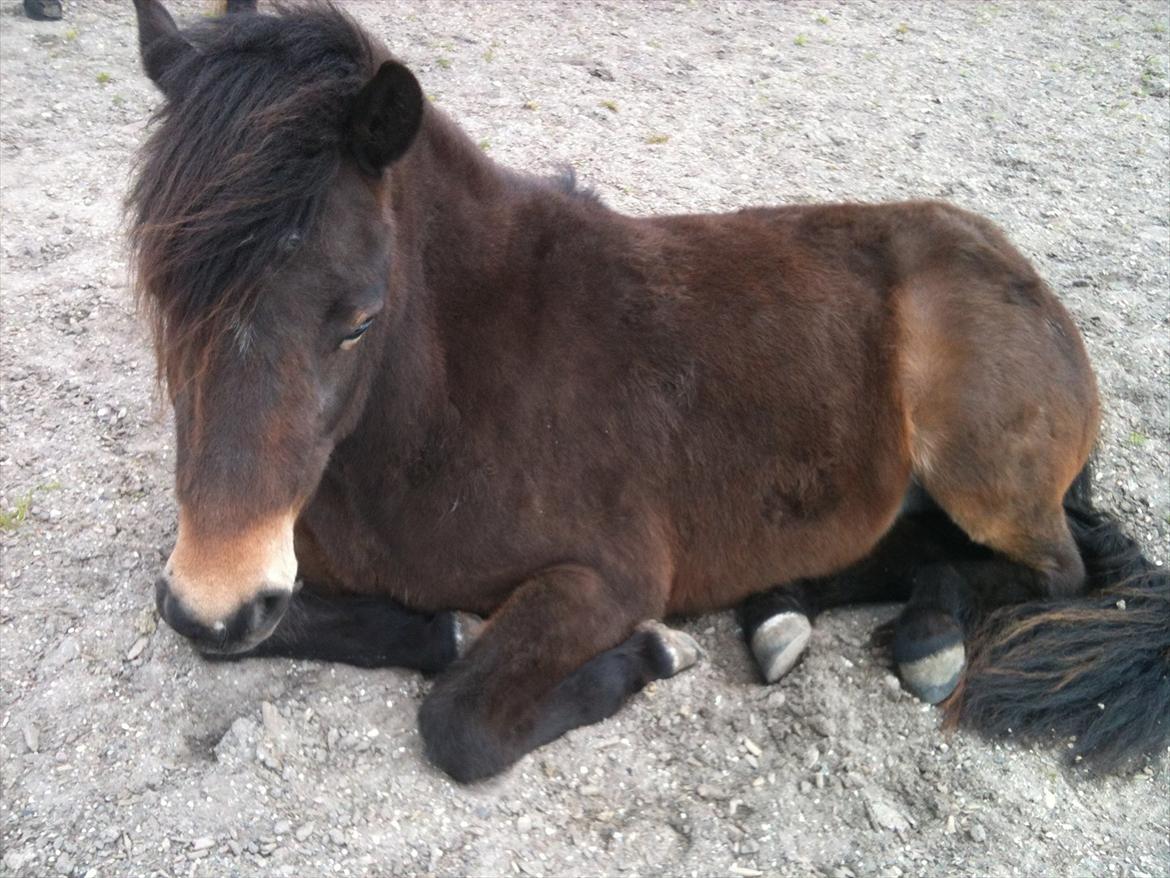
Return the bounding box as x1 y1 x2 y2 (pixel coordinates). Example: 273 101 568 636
742 492 1053 694
897 216 1098 597
891 534 1062 703
922 465 1086 599
891 565 972 703
910 367 1088 598
740 500 968 684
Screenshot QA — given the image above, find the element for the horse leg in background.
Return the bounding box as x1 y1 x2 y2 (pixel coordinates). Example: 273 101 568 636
889 551 1049 703
890 564 972 704
740 490 1049 693
201 589 481 674
417 563 692 783
739 498 972 684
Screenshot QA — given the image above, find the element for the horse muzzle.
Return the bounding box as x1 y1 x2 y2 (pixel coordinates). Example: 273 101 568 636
155 576 290 654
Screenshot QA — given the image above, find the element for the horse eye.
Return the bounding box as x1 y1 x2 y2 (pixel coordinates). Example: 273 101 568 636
339 317 374 350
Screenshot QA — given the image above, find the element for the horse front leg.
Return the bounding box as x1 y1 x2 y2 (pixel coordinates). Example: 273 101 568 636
417 564 699 783
201 589 481 674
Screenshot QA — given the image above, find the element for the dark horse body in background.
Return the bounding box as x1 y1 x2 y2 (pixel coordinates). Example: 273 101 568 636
129 1 1168 782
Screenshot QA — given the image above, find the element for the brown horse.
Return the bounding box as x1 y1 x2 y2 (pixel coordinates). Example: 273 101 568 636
129 0 1168 782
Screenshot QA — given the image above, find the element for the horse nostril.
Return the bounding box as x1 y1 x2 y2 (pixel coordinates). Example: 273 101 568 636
155 576 220 644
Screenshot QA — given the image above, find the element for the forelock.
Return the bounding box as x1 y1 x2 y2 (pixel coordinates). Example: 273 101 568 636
127 2 379 380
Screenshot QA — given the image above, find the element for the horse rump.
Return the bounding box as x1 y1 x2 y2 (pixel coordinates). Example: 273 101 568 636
944 477 1170 772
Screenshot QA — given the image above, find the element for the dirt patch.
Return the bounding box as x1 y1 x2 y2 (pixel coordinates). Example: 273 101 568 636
1 2 1167 876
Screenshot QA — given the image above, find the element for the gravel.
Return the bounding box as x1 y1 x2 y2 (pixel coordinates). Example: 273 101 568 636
1 1 1167 876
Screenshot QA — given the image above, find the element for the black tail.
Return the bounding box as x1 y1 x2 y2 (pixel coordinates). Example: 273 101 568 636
945 467 1170 772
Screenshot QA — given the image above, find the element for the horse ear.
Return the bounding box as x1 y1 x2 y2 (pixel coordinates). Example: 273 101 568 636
132 0 195 97
349 61 424 176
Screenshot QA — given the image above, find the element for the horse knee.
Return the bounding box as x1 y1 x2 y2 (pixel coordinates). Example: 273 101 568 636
417 680 511 783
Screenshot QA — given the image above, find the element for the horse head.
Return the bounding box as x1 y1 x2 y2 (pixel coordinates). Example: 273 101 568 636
130 0 423 651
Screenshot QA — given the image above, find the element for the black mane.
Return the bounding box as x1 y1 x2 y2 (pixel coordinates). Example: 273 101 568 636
128 3 376 367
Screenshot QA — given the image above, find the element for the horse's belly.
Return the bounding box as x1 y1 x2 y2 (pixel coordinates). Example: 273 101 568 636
664 454 911 615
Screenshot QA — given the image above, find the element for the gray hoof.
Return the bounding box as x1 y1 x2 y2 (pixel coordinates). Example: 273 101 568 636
898 642 965 704
638 620 703 677
452 612 485 657
750 611 812 683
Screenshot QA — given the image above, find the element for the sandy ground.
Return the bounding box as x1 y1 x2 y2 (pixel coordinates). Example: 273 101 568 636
1 1 1168 876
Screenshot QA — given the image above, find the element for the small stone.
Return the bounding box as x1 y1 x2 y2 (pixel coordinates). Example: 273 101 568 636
273 820 291 835
125 636 149 661
730 866 763 877
261 702 287 739
516 815 532 833
1043 790 1056 809
295 823 314 842
843 771 865 790
134 607 157 636
21 722 39 753
863 788 911 833
215 716 260 765
328 828 346 847
43 636 80 670
190 837 215 852
969 823 987 843
799 780 813 794
55 853 74 875
742 736 762 757
804 745 820 768
257 748 282 772
809 715 837 737
3 850 34 873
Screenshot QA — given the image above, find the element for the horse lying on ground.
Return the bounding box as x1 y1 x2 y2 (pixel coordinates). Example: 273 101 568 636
129 0 1168 782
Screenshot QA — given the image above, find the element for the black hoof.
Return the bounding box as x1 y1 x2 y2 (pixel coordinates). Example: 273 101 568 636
893 608 965 704
638 620 703 677
750 611 811 683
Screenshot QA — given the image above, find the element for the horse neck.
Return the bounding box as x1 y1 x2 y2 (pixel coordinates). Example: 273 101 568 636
394 104 521 289
365 104 520 444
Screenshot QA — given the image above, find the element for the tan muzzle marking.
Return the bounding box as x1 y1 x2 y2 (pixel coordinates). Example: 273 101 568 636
165 508 298 624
